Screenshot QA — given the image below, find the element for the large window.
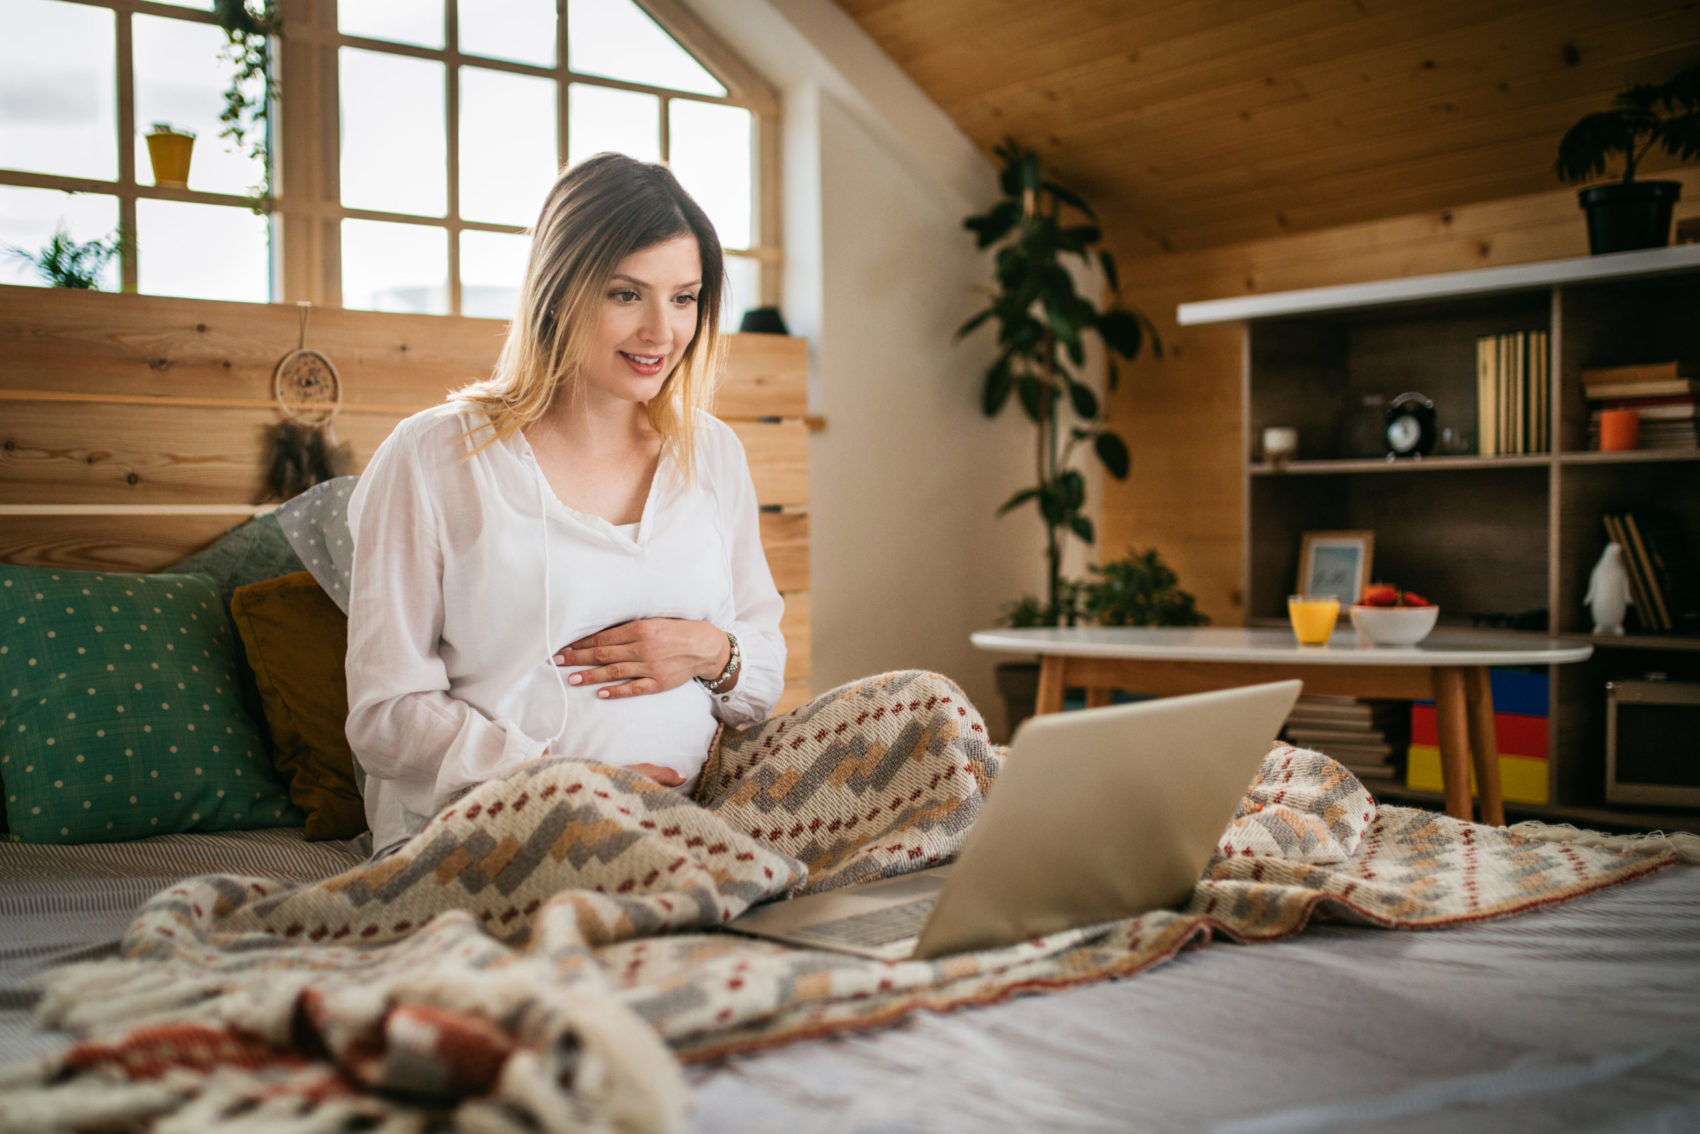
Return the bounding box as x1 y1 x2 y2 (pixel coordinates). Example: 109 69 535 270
0 0 778 323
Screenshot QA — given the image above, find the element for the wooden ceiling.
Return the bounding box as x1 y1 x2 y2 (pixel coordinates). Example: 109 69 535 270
833 0 1700 257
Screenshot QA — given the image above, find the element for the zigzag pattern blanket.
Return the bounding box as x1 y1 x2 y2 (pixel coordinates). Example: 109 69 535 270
0 671 1685 1134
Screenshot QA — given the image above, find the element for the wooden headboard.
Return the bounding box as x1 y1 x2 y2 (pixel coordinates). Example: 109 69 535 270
0 285 812 713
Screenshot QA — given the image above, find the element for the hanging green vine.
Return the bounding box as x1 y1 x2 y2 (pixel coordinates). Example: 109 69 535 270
214 0 281 202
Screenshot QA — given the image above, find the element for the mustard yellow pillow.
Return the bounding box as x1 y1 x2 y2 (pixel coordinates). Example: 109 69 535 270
229 572 365 840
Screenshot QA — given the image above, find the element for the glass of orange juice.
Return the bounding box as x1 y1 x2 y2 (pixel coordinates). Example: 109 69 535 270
1287 594 1340 645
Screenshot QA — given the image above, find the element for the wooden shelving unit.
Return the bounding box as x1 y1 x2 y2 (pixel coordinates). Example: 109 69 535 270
1180 244 1700 829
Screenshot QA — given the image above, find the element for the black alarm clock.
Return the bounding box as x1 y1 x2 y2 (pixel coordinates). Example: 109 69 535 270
1385 392 1437 457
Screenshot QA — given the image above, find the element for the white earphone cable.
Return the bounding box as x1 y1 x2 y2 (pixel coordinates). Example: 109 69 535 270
537 464 571 749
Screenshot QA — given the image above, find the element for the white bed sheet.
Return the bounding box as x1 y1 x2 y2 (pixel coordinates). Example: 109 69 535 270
3 834 1697 1132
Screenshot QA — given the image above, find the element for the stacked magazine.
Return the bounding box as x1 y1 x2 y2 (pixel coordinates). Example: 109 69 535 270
1281 696 1408 782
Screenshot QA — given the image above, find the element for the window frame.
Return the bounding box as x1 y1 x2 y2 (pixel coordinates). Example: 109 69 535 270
1 0 781 316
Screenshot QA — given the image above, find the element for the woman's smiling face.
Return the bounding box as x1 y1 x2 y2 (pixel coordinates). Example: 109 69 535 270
582 234 703 410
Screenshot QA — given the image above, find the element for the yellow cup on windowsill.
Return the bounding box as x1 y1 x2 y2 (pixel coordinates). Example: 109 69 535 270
1288 594 1340 645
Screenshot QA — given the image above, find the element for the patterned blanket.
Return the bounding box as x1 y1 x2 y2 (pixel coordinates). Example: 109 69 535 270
0 671 1688 1134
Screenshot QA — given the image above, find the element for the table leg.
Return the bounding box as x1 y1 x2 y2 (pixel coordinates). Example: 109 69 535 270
1464 667 1506 827
1035 656 1067 716
1085 687 1114 709
1433 667 1474 822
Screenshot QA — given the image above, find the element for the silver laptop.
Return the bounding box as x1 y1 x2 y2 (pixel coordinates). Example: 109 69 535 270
727 680 1302 961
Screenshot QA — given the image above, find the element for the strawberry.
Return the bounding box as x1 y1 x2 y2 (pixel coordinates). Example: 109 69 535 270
1360 583 1400 607
1400 590 1432 608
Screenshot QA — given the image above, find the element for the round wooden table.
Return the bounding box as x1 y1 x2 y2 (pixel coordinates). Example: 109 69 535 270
971 627 1594 826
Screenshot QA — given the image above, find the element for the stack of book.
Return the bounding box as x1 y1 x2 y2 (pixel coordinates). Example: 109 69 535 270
1476 330 1549 455
1281 696 1407 783
1407 670 1549 805
1583 362 1698 451
1603 511 1699 633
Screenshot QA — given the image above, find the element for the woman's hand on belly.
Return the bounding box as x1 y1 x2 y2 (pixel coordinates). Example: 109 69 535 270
554 617 730 700
625 763 687 787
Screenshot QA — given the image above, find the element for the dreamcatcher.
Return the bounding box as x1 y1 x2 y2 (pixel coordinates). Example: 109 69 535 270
261 301 352 502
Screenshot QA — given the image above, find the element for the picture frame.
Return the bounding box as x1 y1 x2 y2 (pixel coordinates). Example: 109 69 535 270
1297 531 1374 603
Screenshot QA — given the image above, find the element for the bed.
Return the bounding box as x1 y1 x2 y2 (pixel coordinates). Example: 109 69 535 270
4 285 1699 1132
3 824 1698 1131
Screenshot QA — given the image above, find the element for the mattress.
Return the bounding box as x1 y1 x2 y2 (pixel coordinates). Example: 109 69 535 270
3 830 1698 1132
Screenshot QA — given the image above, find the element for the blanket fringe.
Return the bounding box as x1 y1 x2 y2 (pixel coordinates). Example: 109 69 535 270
0 1072 190 1132
35 962 227 1037
1506 820 1700 863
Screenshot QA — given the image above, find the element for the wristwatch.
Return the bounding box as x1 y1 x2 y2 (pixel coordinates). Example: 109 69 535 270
697 631 740 694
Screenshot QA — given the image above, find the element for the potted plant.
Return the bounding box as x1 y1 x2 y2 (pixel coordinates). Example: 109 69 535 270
997 549 1206 732
145 122 197 188
5 225 126 289
1555 64 1700 254
1078 547 1209 630
958 138 1162 624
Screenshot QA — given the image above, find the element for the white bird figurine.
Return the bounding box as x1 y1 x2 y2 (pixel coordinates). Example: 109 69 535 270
1584 542 1632 635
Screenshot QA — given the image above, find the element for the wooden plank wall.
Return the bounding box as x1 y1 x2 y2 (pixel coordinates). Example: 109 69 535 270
0 285 813 713
1099 169 1700 626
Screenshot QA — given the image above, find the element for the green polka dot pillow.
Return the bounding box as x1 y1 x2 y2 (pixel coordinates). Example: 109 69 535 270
0 566 303 843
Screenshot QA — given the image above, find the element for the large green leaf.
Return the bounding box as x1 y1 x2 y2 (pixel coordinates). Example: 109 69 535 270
1095 431 1131 479
1038 483 1067 525
1059 468 1086 509
964 200 1019 249
1057 224 1101 253
1106 357 1120 393
982 356 1015 416
1098 249 1119 296
955 307 993 341
1069 513 1096 543
1096 308 1145 359
1042 179 1095 219
997 486 1038 516
1017 375 1046 423
1068 381 1099 420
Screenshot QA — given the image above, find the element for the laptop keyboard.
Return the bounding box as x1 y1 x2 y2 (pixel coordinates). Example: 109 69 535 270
788 897 939 948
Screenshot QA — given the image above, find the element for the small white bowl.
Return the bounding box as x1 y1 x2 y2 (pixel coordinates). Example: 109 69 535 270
1349 604 1439 646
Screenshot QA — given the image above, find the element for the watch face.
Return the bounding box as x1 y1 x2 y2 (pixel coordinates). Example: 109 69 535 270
1387 415 1421 453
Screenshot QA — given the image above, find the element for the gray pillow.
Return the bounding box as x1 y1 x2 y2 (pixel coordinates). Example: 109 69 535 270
274 475 358 614
168 512 306 615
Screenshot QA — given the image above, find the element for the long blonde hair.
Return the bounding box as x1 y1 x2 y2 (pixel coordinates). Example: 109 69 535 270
451 153 726 478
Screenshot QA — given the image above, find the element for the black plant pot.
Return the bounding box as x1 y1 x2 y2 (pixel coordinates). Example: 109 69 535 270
1578 180 1682 255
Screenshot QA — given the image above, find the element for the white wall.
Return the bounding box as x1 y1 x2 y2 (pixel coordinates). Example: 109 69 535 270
684 0 1061 736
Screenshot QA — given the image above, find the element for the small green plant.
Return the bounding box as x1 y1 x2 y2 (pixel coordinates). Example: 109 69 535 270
1000 579 1084 629
1078 547 1208 628
148 121 196 139
958 139 1162 624
214 0 281 200
5 225 125 289
1000 549 1206 629
1556 64 1700 185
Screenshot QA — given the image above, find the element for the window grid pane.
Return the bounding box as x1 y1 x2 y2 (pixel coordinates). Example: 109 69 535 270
342 218 449 314
339 0 444 50
0 187 121 290
668 100 753 250
1 0 118 182
567 0 726 97
460 67 558 226
566 83 660 168
339 47 448 217
133 14 264 196
458 0 555 68
137 199 270 302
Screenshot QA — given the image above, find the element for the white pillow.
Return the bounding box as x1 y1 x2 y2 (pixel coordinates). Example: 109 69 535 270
274 476 358 614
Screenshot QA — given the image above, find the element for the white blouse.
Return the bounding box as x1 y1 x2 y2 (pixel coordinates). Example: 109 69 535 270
345 403 786 852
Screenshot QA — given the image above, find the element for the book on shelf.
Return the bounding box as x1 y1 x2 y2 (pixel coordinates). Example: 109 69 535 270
1602 512 1699 633
1604 514 1658 632
1475 330 1548 456
1580 361 1697 386
1590 396 1695 422
1583 378 1699 400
